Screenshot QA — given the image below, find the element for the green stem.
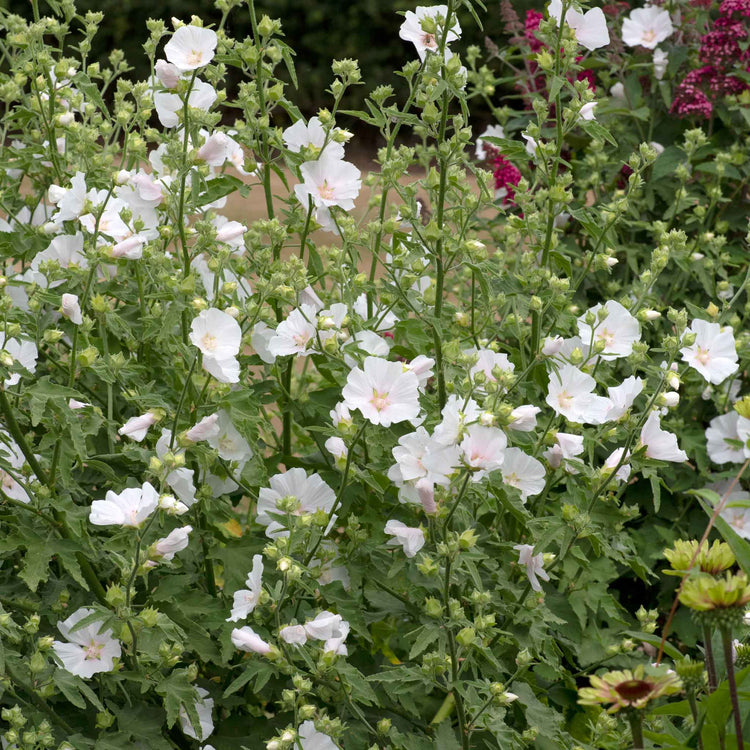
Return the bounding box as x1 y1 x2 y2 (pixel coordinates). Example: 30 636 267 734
627 711 644 749
443 472 471 529
721 628 744 750
703 624 718 693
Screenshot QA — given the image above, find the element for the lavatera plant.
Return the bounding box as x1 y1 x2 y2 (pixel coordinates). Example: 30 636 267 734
0 0 749 748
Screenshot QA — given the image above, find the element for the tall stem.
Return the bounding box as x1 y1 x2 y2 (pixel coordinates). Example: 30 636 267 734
703 624 718 693
627 712 644 749
721 628 745 750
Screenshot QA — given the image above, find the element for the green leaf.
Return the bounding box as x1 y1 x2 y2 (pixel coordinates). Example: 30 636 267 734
197 175 244 207
155 669 203 731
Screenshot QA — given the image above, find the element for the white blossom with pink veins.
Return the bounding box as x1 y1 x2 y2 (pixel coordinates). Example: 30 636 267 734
256 468 336 538
342 356 421 427
384 519 426 558
231 626 271 655
186 413 221 443
227 554 264 622
154 79 217 128
52 608 121 679
268 305 319 357
294 157 361 211
89 482 159 527
640 412 687 462
164 25 217 71
577 301 640 360
514 544 550 592
680 319 739 385
501 448 546 501
118 411 158 442
706 412 748 464
460 424 507 481
622 5 674 49
189 307 242 384
546 364 612 424
548 0 610 50
399 5 462 61
282 116 345 160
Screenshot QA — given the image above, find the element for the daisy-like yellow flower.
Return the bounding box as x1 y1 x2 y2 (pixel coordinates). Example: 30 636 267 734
663 539 734 576
679 572 750 629
578 665 682 713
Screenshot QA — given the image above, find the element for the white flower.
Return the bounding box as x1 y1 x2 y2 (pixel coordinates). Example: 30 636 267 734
227 554 264 622
0 432 32 504
604 447 631 482
68 398 89 410
280 624 308 645
164 25 217 72
52 608 121 679
468 348 515 388
544 432 584 471
579 102 597 121
522 132 538 157
324 619 350 656
459 424 507 481
154 79 217 128
606 377 644 421
179 687 214 741
231 626 271 655
434 395 482 445
0 336 38 387
155 59 181 88
251 321 277 364
548 0 610 51
256 468 336 538
325 436 348 464
542 336 564 356
206 411 252 463
722 503 750 540
475 124 505 160
282 117 345 160
298 720 339 750
384 519 425 558
514 544 550 592
89 482 159 527
622 5 673 49
61 293 82 324
610 82 626 100
653 48 668 80
680 319 739 385
295 157 362 212
546 364 611 424
53 172 87 222
342 356 421 427
150 525 192 562
399 5 462 61
190 307 242 384
268 305 318 357
304 611 345 641
508 405 541 432
388 427 459 486
158 494 190 516
640 412 687 462
118 412 158 442
501 448 546 501
404 355 435 391
577 300 640 360
706 412 748 464
186 413 221 442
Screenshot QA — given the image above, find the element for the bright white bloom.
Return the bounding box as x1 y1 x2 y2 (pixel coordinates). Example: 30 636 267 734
179 687 214 741
298 720 339 750
542 336 564 356
154 79 217 128
251 321 277 364
680 319 739 385
384 519 425 558
579 102 597 121
89 482 159 527
325 436 348 464
388 427 459 486
0 336 38 387
501 448 546 501
158 494 190 516
52 608 121 679
282 116 345 160
604 447 631 482
280 624 308 645
150 525 192 562
231 626 271 655
522 132 538 157
722 503 750 540
330 401 353 428
342 356 421 427
475 124 505 160
164 25 217 71
706 412 748 464
118 412 158 442
324 619 350 656
514 544 550 592
186 413 221 442
577 301 640 360
256 468 336 538
0 432 32 504
61 293 83 324
640 412 687 462
508 405 541 432
404 355 435 391
155 59 180 88
610 82 626 99
294 157 361 211
227 554 264 622
459 424 507 481
206 411 252 463
606 377 644 421
190 307 242 384
544 432 584 471
653 48 668 79
549 0 610 50
546 364 611 424
304 611 345 641
399 5 462 61
268 305 318 357
53 172 87 222
469 348 515 388
68 398 89 410
434 395 481 445
622 5 674 49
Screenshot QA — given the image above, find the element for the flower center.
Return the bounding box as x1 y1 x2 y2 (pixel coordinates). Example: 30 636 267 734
84 639 104 660
505 471 520 487
187 50 204 66
695 347 711 365
370 390 390 412
421 32 437 49
598 328 615 348
557 391 573 410
200 333 218 352
642 29 656 43
0 470 14 490
614 679 653 702
318 181 335 201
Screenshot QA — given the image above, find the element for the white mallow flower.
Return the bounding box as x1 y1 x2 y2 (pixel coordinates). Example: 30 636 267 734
653 48 668 80
227 554 264 622
548 0 610 51
325 436 348 464
468 348 515 388
542 336 564 356
579 102 597 121
155 59 180 88
186 413 221 442
622 5 674 49
577 300 640 360
298 720 339 750
404 355 435 391
384 519 425 558
508 405 541 432
154 78 217 128
399 5 462 61
197 132 245 170
604 447 631 482
680 319 739 385
514 544 550 592
606 377 644 421
460 424 507 481
251 321 277 364
280 624 308 645
294 157 362 211
324 619 350 656
89 482 159 527
722 503 750 541
256 468 336 538
61 293 82 324
190 307 242 384
231 626 271 655
159 494 190 516
164 25 217 72
282 116 345 160
546 364 612 424
501 448 546 501
434 395 481 445
118 411 158 442
268 305 318 357
342 356 421 427
388 427 459 486
475 124 505 160
53 172 87 222
522 132 538 157
150 525 192 563
640 412 687 462
207 410 252 463
179 687 214 741
544 432 584 471
52 607 121 679
0 335 38 387
705 412 749 464
0 432 32 504
304 611 346 641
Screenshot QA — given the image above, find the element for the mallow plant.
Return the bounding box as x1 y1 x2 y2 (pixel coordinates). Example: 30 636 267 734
0 0 749 748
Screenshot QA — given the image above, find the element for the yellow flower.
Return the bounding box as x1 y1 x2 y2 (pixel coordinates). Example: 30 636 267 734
578 665 682 714
663 539 734 576
679 572 750 620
